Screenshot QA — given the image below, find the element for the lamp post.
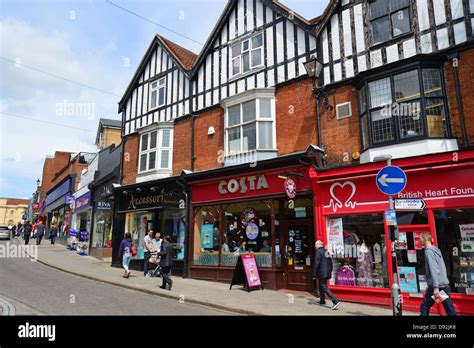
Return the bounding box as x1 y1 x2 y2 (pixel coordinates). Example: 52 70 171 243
374 154 402 316
303 56 331 153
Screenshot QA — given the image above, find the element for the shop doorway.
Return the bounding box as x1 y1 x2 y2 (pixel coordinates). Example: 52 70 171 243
281 221 314 291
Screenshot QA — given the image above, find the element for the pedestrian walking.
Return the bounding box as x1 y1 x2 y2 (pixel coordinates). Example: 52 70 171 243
36 221 45 245
152 231 163 277
143 230 155 277
49 224 58 244
419 232 457 316
158 235 174 290
313 240 341 310
118 233 133 278
23 221 32 245
17 222 22 238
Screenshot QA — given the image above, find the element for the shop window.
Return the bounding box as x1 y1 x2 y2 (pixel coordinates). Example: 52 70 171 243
395 231 427 293
370 0 411 45
358 67 449 149
231 32 264 77
326 214 389 288
193 207 220 266
92 209 113 248
222 201 273 268
434 209 474 295
138 128 173 174
225 97 275 157
125 212 153 260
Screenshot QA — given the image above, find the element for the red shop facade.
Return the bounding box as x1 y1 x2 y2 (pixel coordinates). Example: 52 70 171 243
310 150 474 316
187 154 317 291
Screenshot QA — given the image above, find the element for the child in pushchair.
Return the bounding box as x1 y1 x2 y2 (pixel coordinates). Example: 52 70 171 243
147 251 161 277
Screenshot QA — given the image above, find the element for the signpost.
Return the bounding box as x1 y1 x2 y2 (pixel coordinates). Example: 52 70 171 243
230 253 263 292
394 198 426 210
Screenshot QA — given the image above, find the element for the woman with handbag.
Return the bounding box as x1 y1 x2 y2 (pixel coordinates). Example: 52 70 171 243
119 233 135 278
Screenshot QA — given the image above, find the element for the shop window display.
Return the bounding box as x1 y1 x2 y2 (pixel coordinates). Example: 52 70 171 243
125 212 152 259
394 231 427 293
222 201 272 268
434 209 474 295
92 210 113 248
327 214 389 288
193 207 220 266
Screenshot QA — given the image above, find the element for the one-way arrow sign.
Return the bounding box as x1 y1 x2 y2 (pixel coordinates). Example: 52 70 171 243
395 199 426 210
376 166 407 195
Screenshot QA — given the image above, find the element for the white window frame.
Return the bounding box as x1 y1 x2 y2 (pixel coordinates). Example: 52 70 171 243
138 127 173 174
223 90 276 157
230 32 264 77
336 102 352 120
149 77 166 110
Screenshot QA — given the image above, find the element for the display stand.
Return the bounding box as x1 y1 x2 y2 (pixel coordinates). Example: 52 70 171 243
229 254 263 292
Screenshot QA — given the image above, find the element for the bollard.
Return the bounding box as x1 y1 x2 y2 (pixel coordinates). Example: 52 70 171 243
391 274 403 316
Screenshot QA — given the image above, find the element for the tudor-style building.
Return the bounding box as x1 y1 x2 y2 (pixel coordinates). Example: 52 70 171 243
114 0 474 314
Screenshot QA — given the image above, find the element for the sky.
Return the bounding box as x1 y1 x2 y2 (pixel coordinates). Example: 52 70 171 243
0 0 329 199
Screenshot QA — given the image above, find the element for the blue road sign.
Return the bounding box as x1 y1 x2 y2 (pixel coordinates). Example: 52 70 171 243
376 166 407 195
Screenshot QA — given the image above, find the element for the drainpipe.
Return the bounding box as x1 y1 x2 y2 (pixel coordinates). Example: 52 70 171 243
448 53 469 148
191 114 197 171
176 174 190 279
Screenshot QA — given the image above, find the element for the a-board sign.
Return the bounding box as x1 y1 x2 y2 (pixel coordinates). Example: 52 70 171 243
229 253 263 291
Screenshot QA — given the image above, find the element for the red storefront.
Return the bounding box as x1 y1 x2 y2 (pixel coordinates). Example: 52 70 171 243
187 155 317 291
310 150 474 316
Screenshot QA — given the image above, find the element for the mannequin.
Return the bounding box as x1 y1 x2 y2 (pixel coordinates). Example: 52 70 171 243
356 239 374 287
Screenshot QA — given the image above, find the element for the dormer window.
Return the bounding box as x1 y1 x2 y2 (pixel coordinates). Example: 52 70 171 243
149 77 166 109
231 33 264 77
138 127 173 174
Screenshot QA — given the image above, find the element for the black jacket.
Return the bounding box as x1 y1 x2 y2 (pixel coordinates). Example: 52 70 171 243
23 224 32 237
313 247 333 279
159 240 174 268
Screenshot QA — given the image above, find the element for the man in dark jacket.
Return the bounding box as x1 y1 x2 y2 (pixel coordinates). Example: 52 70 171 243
23 221 32 245
313 240 340 310
36 221 45 245
420 232 457 316
158 235 174 290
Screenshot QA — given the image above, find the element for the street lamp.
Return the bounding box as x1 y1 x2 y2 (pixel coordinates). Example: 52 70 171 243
303 56 331 153
373 154 402 316
36 179 41 187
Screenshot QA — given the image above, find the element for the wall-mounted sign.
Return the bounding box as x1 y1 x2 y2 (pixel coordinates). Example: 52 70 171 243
95 200 112 210
395 198 426 210
46 179 71 206
117 192 178 212
218 175 268 195
284 178 297 199
75 192 91 212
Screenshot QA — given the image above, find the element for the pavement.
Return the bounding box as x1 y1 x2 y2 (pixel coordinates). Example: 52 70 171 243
11 237 417 316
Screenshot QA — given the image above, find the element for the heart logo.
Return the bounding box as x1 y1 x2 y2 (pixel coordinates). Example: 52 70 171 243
407 273 415 282
329 181 357 212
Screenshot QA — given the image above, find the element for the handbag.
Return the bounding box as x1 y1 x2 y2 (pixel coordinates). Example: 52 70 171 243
130 242 137 256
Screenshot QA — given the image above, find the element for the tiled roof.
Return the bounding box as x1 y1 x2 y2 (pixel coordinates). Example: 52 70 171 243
158 35 198 71
100 118 121 128
4 198 29 206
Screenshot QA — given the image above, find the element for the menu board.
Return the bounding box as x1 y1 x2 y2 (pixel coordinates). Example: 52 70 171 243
230 254 263 291
288 228 308 265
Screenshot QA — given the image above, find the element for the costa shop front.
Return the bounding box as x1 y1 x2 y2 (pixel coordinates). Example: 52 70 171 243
186 155 316 291
310 150 474 315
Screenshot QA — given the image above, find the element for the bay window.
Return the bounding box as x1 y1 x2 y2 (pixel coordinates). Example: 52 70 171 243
231 32 264 77
359 66 450 150
138 127 173 174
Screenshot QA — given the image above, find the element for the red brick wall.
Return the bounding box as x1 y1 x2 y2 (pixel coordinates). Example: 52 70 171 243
193 107 224 172
444 48 474 147
173 116 193 175
122 133 139 185
275 78 317 155
320 83 361 167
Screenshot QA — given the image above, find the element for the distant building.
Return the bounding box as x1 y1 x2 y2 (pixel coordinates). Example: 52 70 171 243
0 198 29 226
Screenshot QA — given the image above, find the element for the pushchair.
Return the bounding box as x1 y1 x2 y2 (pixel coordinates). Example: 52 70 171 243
147 251 162 277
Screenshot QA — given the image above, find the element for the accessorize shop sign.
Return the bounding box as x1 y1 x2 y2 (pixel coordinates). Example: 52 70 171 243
118 192 178 212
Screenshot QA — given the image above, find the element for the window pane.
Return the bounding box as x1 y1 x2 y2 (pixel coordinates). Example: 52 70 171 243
228 127 241 153
370 0 389 19
371 16 391 44
162 129 171 147
243 123 256 151
150 90 157 108
359 86 367 114
160 150 169 168
242 100 256 122
243 40 249 51
391 0 409 11
140 154 147 171
158 87 166 106
394 70 420 102
361 114 370 150
150 131 157 149
148 151 156 170
371 109 395 143
232 57 240 75
228 105 240 126
258 122 273 149
391 9 410 37
242 52 250 72
398 100 423 139
141 134 148 151
422 69 443 97
369 77 392 108
260 99 272 118
158 78 165 86
151 81 157 89
251 48 262 67
231 44 241 58
425 99 447 137
252 33 263 48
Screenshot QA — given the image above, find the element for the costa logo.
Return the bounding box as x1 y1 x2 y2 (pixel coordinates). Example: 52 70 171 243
218 175 269 195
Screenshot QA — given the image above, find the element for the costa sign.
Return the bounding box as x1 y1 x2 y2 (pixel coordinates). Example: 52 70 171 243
218 175 269 195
